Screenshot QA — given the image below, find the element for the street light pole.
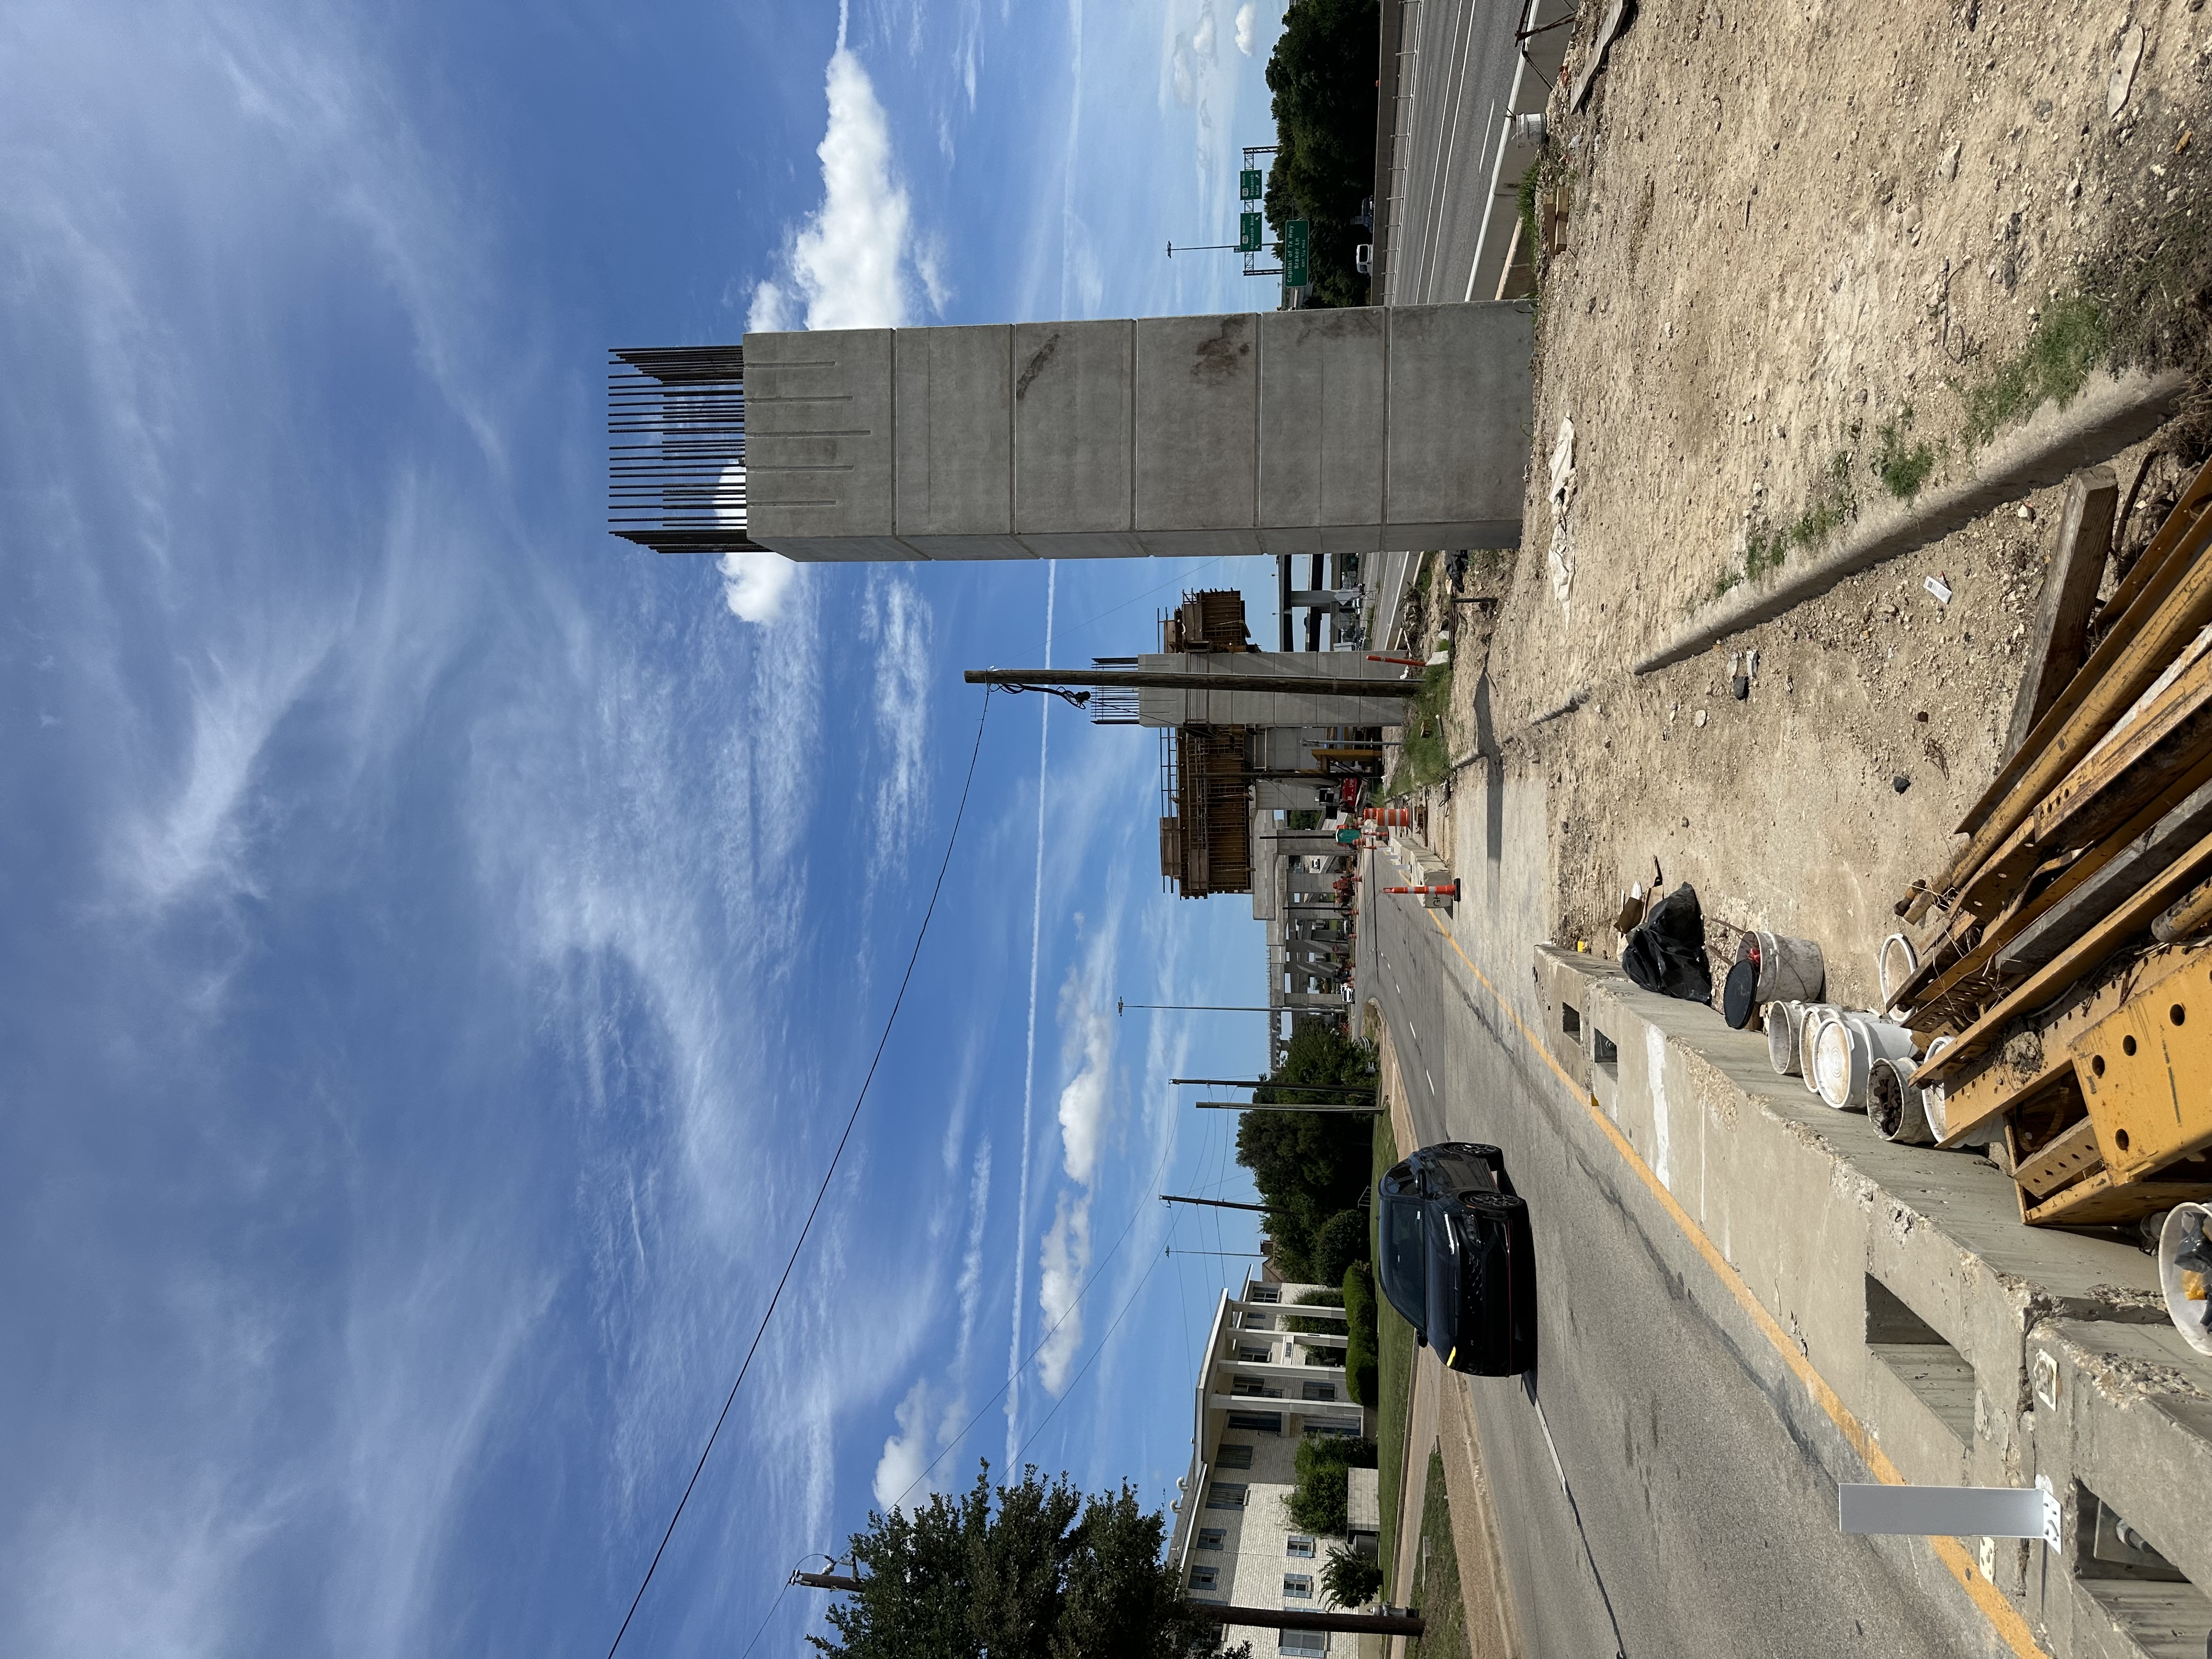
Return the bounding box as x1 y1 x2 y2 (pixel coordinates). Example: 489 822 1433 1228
1118 999 1277 1014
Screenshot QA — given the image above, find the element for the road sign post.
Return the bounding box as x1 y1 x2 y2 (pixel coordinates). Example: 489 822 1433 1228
1283 219 1311 290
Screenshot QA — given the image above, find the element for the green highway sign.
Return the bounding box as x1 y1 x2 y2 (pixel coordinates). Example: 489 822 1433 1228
1284 219 1310 287
1239 212 1263 253
1239 167 1264 201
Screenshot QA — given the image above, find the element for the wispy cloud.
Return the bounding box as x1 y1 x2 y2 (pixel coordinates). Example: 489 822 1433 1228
1035 1190 1092 1395
862 573 933 879
1035 928 1119 1396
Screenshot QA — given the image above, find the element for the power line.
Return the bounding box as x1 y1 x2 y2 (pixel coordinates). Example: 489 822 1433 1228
600 690 996 1659
1015 1246 1166 1462
889 1122 1181 1512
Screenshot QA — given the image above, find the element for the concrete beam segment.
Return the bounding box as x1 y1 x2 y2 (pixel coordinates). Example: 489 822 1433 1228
1384 303 1530 548
1013 319 1138 554
739 304 1532 560
746 329 908 558
1257 308 1387 548
892 324 1023 559
1135 313 1261 549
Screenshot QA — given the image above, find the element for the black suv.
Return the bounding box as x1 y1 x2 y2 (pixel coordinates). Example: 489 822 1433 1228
1375 1142 1537 1376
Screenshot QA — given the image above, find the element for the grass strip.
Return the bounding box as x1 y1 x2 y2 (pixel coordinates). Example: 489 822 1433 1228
1372 1115 1418 1594
1406 1447 1471 1659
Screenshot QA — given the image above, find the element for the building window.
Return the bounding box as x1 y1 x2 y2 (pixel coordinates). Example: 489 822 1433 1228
1300 1381 1336 1402
1283 1573 1314 1599
1188 1566 1218 1592
1248 1286 1280 1304
1205 1483 1248 1510
1197 1528 1226 1551
1238 1344 1273 1363
1228 1412 1283 1434
1285 1535 1315 1559
1302 1421 1357 1438
1233 1379 1284 1399
1279 1627 1327 1656
1216 1443 1254 1470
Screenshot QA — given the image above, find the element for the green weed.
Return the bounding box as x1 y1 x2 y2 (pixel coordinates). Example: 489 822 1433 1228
1960 292 2111 447
1873 405 1938 499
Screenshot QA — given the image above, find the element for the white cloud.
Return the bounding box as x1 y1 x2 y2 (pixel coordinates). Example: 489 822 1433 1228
872 1378 936 1514
1234 1 1257 54
1170 38 1196 106
1054 969 1113 1186
717 551 799 624
1035 1192 1092 1394
749 44 913 332
1192 7 1217 58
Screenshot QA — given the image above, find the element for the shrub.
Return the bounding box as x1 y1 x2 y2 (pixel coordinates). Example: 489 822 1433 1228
1311 1209 1368 1286
1321 1545 1385 1609
1284 1286 1345 1335
1342 1261 1380 1406
1281 1435 1378 1535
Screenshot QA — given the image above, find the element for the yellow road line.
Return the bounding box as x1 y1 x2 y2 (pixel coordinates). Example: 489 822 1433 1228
1412 905 2052 1659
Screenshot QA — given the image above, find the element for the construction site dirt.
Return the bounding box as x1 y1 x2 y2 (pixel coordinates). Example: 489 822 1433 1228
1392 0 2212 1011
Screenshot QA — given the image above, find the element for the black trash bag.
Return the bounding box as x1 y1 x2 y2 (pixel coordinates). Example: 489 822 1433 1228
1622 883 1713 1003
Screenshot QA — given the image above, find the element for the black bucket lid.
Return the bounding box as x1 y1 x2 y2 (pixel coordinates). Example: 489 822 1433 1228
1722 957 1760 1029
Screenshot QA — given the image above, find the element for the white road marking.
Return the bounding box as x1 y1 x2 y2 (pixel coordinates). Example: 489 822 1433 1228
1426 1068 1437 1094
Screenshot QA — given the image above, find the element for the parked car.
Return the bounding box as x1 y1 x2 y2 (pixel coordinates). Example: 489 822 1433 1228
1374 1142 1537 1375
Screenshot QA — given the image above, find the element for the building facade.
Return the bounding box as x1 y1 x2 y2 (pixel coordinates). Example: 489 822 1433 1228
1166 1274 1374 1657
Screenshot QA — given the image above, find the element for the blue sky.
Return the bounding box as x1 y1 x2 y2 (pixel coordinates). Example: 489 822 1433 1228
0 0 1298 1652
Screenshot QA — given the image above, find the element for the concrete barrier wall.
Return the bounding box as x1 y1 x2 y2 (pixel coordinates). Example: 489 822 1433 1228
1538 947 2211 1655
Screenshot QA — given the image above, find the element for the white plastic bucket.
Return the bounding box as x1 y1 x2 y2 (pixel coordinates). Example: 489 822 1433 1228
1918 1036 1953 1138
1798 1005 1841 1094
2157 1203 2212 1357
1869 1055 1936 1144
1814 1014 1916 1111
1751 932 1826 1004
1876 933 1920 1006
1766 999 1807 1075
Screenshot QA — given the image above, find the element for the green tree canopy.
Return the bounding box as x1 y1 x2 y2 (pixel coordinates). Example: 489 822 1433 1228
809 1464 1245 1659
1263 0 1380 307
1239 1025 1379 1278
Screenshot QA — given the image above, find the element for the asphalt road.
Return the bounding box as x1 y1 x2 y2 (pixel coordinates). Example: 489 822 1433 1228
1360 882 1983 1659
1368 0 1531 648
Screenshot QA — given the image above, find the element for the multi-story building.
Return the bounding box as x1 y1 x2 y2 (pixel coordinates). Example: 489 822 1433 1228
1166 1274 1378 1657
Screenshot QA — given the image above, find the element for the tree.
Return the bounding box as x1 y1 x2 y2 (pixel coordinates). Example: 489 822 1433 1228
1321 1545 1385 1609
1238 1026 1380 1279
1263 0 1381 307
810 1463 1247 1659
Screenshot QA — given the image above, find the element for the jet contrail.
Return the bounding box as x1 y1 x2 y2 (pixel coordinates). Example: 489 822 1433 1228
1005 561 1054 1465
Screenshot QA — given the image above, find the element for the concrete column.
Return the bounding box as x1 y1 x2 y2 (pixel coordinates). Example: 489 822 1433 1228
739 304 1533 560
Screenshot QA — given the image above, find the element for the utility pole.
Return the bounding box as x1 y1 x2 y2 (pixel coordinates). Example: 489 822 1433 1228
964 667 1418 698
1119 999 1277 1014
1173 1078 1375 1096
1161 1194 1269 1214
1194 1101 1384 1113
1185 1605 1425 1638
790 1569 863 1591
